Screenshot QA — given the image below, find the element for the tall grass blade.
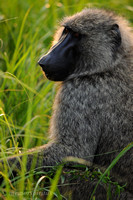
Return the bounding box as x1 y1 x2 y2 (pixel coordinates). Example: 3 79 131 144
90 142 133 200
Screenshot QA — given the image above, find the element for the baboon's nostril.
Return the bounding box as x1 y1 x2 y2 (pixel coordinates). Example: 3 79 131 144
38 55 48 68
38 61 44 68
38 58 45 68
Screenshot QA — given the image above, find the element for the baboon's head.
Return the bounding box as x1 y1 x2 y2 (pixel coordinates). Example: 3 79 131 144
38 8 133 81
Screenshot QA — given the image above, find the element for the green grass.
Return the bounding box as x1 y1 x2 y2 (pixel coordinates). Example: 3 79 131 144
0 0 133 199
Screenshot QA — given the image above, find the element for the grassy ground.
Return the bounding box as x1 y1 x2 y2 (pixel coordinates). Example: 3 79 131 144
0 0 133 199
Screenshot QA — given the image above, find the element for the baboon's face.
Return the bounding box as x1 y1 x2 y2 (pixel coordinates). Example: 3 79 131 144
38 27 81 81
38 9 122 81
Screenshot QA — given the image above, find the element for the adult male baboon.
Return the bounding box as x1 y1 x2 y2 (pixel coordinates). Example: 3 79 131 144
3 8 133 199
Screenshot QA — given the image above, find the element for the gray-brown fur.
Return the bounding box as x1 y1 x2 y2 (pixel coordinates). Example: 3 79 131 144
4 8 133 199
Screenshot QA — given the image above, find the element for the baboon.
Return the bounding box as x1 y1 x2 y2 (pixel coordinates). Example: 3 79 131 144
2 8 133 199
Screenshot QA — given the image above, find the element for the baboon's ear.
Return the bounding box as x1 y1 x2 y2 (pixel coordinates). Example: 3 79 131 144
111 24 121 48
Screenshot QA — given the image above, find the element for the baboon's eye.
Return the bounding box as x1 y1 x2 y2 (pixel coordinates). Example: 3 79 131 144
62 27 81 39
63 27 69 34
74 32 80 38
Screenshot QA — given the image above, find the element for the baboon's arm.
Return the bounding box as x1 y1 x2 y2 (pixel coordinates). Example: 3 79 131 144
2 142 70 172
